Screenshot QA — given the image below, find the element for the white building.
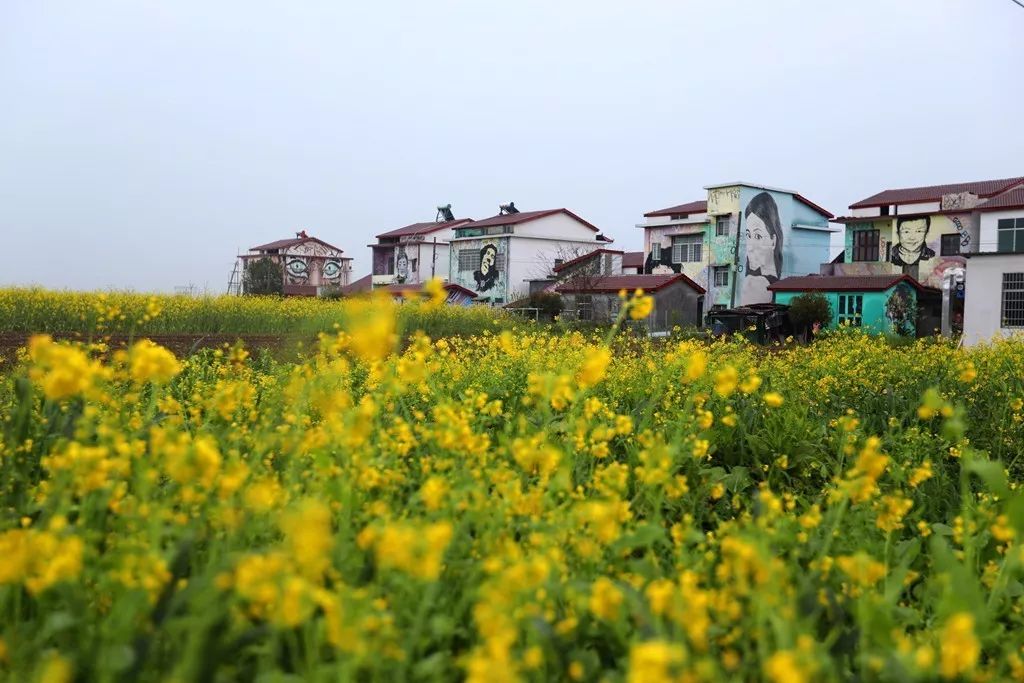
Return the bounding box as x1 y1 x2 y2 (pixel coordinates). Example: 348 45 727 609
963 187 1024 345
371 209 473 287
448 205 612 305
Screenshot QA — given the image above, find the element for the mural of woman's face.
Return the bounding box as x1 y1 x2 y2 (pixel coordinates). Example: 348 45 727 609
745 213 777 275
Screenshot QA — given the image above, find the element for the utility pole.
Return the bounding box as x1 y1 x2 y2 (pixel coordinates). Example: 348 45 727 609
431 237 438 277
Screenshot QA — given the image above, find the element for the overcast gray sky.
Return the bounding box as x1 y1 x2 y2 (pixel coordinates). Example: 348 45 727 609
2 0 1021 292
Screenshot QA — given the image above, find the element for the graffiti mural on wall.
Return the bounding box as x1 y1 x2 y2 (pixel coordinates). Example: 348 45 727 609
322 260 342 283
396 246 410 283
707 187 740 214
885 282 917 336
741 192 784 305
951 216 971 248
474 244 500 292
890 217 936 266
285 258 309 284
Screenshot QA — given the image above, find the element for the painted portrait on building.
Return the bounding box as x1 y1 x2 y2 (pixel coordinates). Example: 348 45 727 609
741 192 784 305
322 260 342 283
396 247 410 283
473 243 500 292
890 217 935 266
285 257 309 284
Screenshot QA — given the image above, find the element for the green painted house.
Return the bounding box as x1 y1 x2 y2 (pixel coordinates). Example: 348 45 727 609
768 274 939 335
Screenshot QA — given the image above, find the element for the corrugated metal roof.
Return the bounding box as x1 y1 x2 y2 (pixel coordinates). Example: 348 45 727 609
849 177 1024 208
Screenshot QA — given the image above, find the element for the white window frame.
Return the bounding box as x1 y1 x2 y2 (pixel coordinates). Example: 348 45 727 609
671 235 703 264
715 215 732 237
651 242 662 261
1002 272 1024 328
713 266 729 287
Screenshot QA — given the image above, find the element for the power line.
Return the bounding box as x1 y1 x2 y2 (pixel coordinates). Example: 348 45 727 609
1011 0 1024 9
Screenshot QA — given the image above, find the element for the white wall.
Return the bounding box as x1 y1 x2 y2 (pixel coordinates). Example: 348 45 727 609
512 212 602 240
642 212 709 228
851 207 883 218
962 253 1024 346
895 201 941 215
979 209 1024 253
507 236 601 298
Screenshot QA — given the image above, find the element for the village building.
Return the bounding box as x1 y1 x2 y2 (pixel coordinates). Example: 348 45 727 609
769 274 940 336
639 183 835 314
556 273 705 329
826 175 1024 334
962 186 1024 345
237 231 352 296
448 204 612 305
371 206 472 288
620 251 644 275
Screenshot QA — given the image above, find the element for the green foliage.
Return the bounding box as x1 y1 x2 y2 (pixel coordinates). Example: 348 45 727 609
787 291 833 333
242 258 284 296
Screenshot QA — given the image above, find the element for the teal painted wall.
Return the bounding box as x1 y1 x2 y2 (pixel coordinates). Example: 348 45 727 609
774 284 918 334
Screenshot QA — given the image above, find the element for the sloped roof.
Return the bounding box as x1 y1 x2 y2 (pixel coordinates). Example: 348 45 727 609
644 200 708 218
464 209 601 232
977 187 1024 213
552 248 623 273
556 273 705 295
621 251 645 268
794 194 835 219
250 236 347 254
768 274 936 294
376 219 473 240
341 274 372 295
849 177 1024 209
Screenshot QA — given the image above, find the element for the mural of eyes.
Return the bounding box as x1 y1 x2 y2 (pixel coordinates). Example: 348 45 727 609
323 261 340 279
286 259 308 277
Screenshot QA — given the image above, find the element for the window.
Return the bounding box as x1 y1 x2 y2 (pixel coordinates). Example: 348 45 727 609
553 258 564 268
671 234 703 263
852 230 880 262
1003 273 1024 328
998 218 1024 253
670 214 687 221
838 294 863 326
715 215 732 237
410 258 418 273
651 242 662 261
880 205 890 216
940 234 961 256
458 249 481 271
713 266 729 287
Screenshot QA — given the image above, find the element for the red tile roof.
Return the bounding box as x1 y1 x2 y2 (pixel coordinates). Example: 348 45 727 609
644 200 707 218
849 177 1024 209
621 251 645 268
794 194 835 219
768 274 936 294
552 248 622 273
376 219 473 240
977 187 1024 213
463 208 601 232
556 273 705 294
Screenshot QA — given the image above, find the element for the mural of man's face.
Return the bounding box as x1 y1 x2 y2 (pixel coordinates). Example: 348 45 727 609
745 213 777 275
481 248 495 274
897 219 928 253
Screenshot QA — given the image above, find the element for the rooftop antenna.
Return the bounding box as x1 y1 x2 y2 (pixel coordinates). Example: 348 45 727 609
499 201 519 215
436 204 455 222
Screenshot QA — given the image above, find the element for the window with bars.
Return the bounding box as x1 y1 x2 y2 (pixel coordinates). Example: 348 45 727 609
715 215 732 237
1003 272 1024 328
713 266 729 287
940 234 961 256
998 218 1024 253
852 230 880 262
458 249 481 271
838 294 863 327
671 234 703 263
